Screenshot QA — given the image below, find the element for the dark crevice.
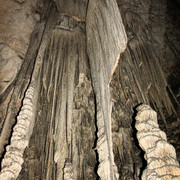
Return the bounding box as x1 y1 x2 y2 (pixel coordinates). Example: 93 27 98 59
92 92 100 180
0 87 15 135
131 104 147 179
86 30 99 178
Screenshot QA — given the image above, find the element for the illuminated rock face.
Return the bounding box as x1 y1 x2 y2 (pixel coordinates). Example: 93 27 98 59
0 84 35 180
86 0 127 179
0 0 42 159
0 0 179 179
135 104 180 180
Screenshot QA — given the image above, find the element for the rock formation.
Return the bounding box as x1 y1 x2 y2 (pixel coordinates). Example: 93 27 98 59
86 0 127 179
0 83 36 179
135 104 180 179
0 0 179 179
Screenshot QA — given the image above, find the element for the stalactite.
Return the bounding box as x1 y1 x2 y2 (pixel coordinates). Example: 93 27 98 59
0 22 45 159
135 104 180 179
86 0 127 179
116 0 177 125
0 53 42 179
34 13 97 179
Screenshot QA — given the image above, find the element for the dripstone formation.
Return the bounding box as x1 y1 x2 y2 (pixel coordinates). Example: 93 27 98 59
135 104 180 180
0 0 179 179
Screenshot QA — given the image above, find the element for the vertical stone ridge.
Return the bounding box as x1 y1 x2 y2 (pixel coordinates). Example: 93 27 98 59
0 83 36 180
0 4 59 178
49 15 96 179
0 18 49 179
135 104 180 179
86 0 127 179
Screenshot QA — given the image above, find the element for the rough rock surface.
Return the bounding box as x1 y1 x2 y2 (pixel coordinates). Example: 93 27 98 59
86 0 127 179
135 104 180 180
0 0 179 179
0 0 41 93
0 0 43 158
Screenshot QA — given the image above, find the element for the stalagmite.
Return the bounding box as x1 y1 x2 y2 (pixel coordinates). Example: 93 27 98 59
0 9 52 178
0 83 36 180
135 104 180 180
0 44 44 179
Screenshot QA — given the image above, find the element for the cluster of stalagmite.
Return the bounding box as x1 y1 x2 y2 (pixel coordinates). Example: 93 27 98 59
135 104 180 180
0 83 35 180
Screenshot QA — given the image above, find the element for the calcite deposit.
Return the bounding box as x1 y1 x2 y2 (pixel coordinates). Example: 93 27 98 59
135 104 180 180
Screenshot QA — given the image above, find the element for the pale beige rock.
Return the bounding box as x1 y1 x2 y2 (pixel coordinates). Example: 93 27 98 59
63 162 74 180
0 12 47 179
0 0 40 98
135 122 159 131
86 0 127 179
0 45 22 94
146 140 177 160
0 0 40 57
137 130 167 141
135 104 180 179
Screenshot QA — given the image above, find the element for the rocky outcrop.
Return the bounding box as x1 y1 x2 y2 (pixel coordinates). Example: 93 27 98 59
0 0 40 58
0 0 41 94
135 104 180 179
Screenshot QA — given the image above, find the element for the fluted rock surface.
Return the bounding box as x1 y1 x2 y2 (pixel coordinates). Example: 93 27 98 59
86 0 127 179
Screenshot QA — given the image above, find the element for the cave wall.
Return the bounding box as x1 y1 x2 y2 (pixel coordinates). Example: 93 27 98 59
0 0 179 179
